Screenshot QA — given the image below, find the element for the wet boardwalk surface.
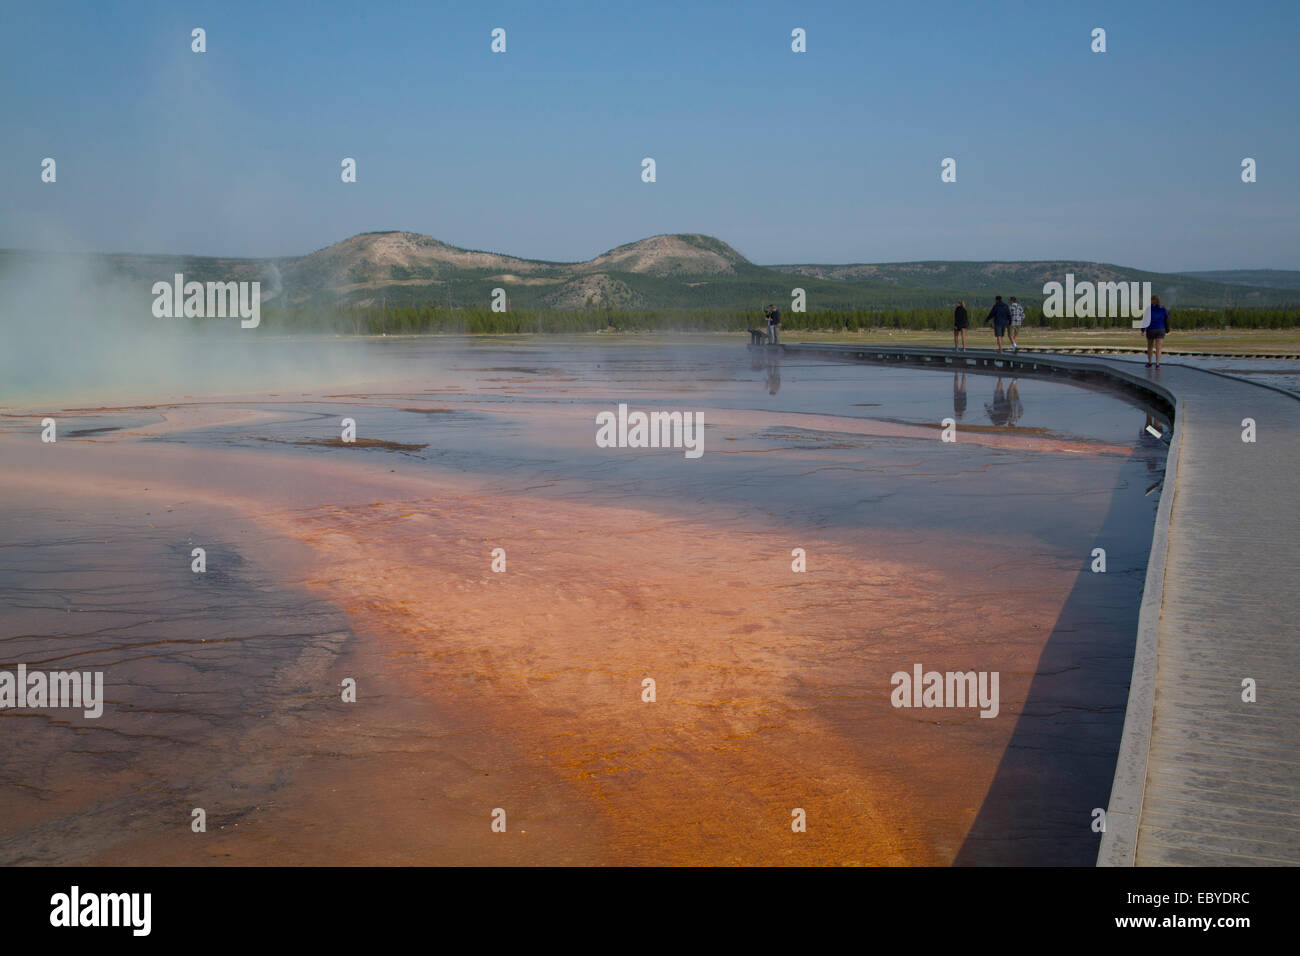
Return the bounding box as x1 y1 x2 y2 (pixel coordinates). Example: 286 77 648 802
1120 362 1300 866
781 343 1300 867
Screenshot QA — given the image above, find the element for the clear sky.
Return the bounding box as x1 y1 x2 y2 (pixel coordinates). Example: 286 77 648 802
3 0 1296 271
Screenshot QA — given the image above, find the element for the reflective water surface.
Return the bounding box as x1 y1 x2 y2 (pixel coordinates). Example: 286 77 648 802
0 337 1167 864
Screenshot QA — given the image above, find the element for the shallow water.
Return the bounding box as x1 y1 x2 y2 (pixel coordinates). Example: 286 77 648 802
0 336 1167 865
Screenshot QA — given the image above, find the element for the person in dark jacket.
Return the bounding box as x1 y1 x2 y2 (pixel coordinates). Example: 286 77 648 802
766 303 781 345
984 296 1012 353
953 300 969 350
1142 294 1171 368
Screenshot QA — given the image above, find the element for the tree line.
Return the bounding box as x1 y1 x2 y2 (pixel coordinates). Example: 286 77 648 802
258 304 1300 334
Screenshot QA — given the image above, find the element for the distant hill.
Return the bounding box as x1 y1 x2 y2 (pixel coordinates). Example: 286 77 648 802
772 260 1297 309
275 231 803 309
3 232 1298 312
576 234 750 277
1179 270 1300 291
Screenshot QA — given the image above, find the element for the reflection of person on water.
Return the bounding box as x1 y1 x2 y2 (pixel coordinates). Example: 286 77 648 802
1006 379 1023 426
1141 413 1168 492
765 355 782 395
952 372 967 420
985 377 1013 426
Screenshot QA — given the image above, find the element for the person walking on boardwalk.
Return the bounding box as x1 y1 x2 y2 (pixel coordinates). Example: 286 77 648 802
985 295 1012 353
766 303 781 345
1008 296 1025 352
1142 295 1170 368
953 300 970 350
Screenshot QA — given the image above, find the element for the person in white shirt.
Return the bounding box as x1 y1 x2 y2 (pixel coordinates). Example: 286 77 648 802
1008 297 1025 352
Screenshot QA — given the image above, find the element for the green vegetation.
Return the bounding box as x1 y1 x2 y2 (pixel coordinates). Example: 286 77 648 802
261 303 1300 335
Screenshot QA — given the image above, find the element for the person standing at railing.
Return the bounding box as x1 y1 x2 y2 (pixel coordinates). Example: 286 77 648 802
766 303 781 345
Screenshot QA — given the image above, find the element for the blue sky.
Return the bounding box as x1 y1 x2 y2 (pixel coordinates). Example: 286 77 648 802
3 0 1297 271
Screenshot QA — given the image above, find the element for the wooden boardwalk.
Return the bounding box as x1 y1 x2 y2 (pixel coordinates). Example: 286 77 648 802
777 343 1300 866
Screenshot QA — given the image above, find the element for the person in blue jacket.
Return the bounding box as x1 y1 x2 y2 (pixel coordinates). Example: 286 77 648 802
1143 295 1171 368
984 296 1012 353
